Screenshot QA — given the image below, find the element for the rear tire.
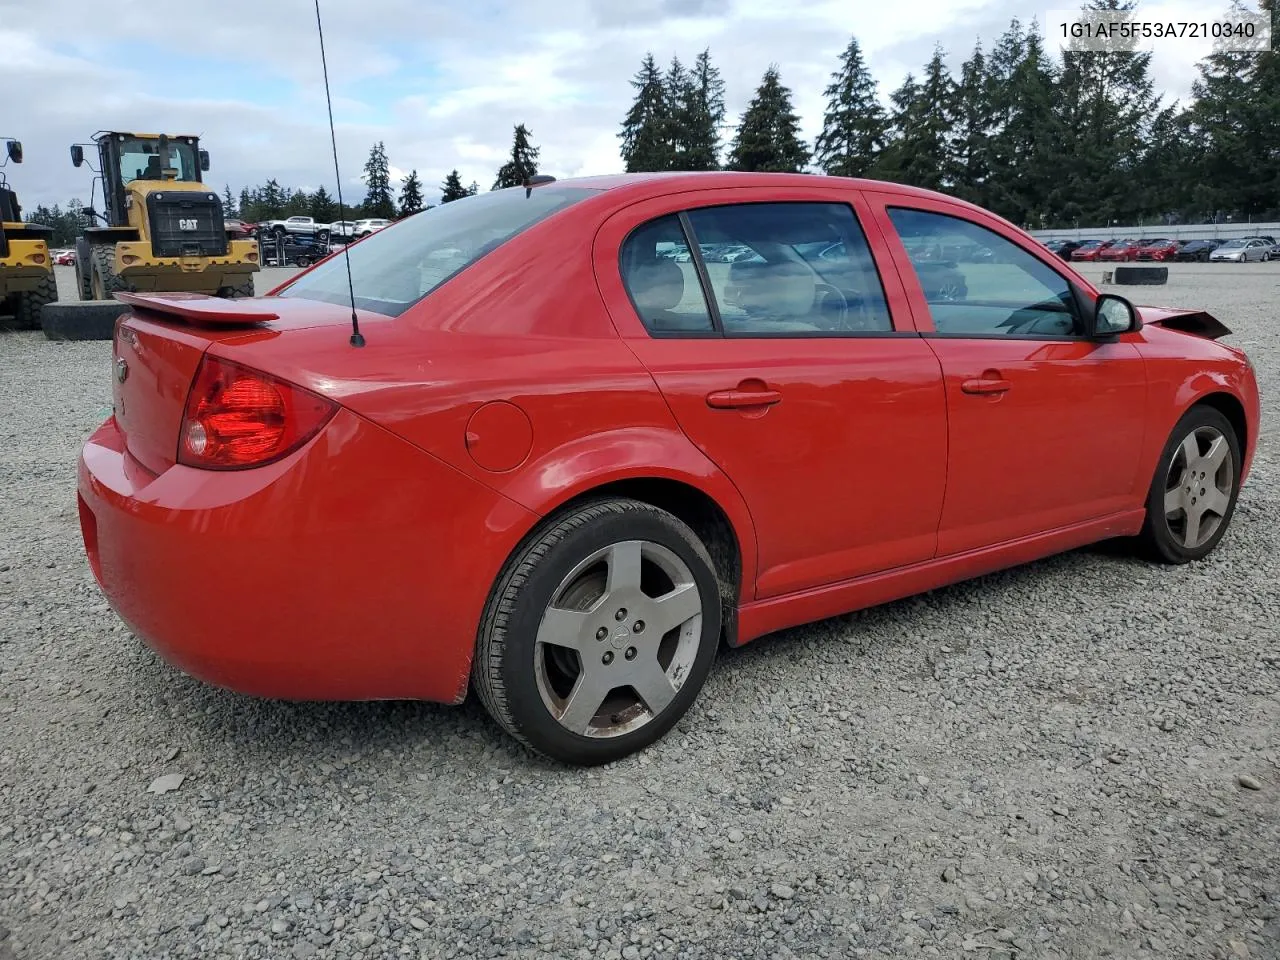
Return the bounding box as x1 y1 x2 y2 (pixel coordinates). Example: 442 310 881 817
216 279 255 299
473 498 723 766
1135 406 1242 564
12 273 58 329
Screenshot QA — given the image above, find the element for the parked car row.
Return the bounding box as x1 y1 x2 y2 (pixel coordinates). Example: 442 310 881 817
1043 236 1277 263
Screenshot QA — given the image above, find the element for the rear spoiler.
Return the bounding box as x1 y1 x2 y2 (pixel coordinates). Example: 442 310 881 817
1136 306 1232 341
115 292 278 327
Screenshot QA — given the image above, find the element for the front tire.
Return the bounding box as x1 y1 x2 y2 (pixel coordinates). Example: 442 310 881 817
89 246 127 301
473 498 723 765
1135 406 1241 564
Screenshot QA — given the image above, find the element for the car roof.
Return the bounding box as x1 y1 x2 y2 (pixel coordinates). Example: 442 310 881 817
540 171 1003 218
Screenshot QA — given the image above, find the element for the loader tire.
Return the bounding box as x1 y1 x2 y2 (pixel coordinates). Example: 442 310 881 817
13 273 59 330
217 278 256 299
89 246 128 301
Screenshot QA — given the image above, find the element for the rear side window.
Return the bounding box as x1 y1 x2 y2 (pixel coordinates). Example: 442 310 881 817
277 186 598 317
619 215 716 334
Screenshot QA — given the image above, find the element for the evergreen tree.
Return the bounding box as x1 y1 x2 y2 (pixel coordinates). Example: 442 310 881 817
1054 1 1161 226
467 181 480 196
221 184 238 218
620 54 673 172
679 49 727 170
872 48 958 191
398 169 425 216
814 35 887 178
727 66 810 173
949 42 996 207
440 169 469 203
984 22 1063 226
492 124 540 189
239 187 255 222
258 179 287 219
361 142 396 219
309 185 336 223
282 189 310 217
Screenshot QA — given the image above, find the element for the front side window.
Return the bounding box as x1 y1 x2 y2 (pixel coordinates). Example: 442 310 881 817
277 186 597 317
685 202 892 335
888 208 1084 338
118 137 198 185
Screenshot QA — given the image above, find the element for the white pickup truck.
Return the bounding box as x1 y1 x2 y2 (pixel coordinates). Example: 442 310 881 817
259 215 329 239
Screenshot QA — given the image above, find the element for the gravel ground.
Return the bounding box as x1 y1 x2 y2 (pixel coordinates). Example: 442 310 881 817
0 263 1277 960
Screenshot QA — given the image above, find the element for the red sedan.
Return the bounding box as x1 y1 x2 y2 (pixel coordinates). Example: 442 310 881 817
1069 240 1114 262
1099 239 1141 262
77 173 1260 765
1136 239 1181 261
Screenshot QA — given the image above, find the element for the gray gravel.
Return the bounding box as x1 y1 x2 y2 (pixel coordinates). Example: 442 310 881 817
1 263 1278 960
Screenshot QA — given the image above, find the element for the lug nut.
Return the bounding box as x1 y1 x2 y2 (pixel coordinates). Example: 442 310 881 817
615 608 628 621
596 627 608 641
633 620 645 633
602 651 614 665
625 647 637 661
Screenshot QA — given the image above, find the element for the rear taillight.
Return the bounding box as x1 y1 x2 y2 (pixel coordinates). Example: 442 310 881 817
178 356 337 470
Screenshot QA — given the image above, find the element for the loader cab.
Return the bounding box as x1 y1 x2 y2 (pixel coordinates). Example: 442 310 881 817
74 132 209 228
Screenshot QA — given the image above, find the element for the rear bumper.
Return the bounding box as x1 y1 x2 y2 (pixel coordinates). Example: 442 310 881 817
76 410 537 702
0 239 53 293
114 238 259 287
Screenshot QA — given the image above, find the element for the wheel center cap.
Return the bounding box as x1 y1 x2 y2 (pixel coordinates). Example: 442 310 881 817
609 626 630 650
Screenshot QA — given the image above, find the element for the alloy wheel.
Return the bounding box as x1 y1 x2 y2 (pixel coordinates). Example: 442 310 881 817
533 539 703 738
1163 425 1234 549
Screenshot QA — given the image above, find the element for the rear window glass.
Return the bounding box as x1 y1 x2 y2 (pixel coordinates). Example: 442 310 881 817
276 186 598 317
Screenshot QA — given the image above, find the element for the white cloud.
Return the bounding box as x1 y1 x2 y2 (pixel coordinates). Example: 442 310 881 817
0 0 1243 210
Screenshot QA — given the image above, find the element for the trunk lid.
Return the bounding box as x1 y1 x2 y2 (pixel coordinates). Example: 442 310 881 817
110 294 373 474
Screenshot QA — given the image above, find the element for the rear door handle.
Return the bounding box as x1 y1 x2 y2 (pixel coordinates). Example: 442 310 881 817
961 378 1011 396
705 388 782 409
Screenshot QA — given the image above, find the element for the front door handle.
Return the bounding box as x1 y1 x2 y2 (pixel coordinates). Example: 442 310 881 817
961 377 1011 396
705 388 782 409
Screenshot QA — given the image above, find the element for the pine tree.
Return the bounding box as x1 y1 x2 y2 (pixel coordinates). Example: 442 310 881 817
309 185 336 223
984 22 1063 226
361 141 396 219
949 42 996 207
620 54 672 172
221 185 238 218
492 124 540 189
440 169 469 203
727 66 811 173
258 179 287 219
814 36 886 178
872 48 958 192
283 189 310 217
679 49 727 170
1054 1 1161 226
239 187 255 222
398 169 425 216
467 181 480 196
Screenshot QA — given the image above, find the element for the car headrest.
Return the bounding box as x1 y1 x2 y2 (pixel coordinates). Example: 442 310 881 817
733 261 816 318
629 258 685 313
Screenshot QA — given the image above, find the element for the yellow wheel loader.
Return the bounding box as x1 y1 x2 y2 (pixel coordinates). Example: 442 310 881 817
71 132 259 300
0 139 58 329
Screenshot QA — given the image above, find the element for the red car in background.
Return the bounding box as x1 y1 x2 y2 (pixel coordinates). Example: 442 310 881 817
76 172 1260 765
1070 240 1114 261
223 218 256 240
1136 239 1181 261
1099 239 1141 262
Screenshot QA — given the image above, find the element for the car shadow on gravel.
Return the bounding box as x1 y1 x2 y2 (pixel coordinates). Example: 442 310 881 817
110 538 1164 773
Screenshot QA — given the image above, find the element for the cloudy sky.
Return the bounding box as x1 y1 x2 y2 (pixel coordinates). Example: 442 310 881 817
0 0 1260 211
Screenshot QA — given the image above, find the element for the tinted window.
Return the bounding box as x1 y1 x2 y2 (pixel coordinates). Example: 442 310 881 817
278 186 597 317
685 202 892 335
619 215 715 334
888 208 1084 338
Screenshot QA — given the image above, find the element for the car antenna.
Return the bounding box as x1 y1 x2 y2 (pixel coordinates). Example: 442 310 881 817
314 0 364 347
